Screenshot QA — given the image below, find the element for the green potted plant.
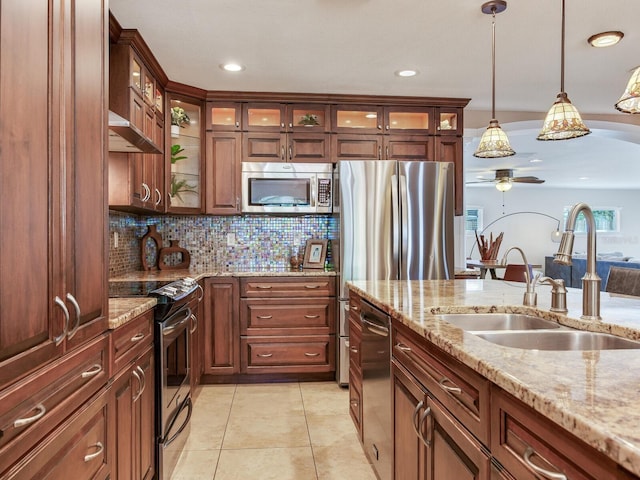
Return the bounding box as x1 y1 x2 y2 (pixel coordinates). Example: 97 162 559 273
169 144 197 202
170 106 190 137
298 113 320 126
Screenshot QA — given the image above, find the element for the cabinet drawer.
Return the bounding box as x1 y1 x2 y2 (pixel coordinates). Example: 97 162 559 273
392 323 490 447
240 298 334 335
348 290 362 327
240 276 335 298
3 387 111 480
240 335 335 374
111 309 153 373
0 334 110 473
348 321 362 373
491 388 634 480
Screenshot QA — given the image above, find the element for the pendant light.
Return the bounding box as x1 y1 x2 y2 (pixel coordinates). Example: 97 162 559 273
474 0 515 158
615 66 640 114
537 0 590 141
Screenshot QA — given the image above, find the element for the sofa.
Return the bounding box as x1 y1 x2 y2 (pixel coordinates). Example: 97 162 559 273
544 255 640 291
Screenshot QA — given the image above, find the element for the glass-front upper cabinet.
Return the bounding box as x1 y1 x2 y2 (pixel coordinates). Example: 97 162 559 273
155 87 164 114
168 95 203 212
287 104 330 132
207 102 242 131
243 103 285 132
436 107 462 135
384 106 433 134
331 105 383 134
143 69 155 106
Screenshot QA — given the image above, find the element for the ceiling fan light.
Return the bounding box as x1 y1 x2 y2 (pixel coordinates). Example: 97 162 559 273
537 92 591 140
495 179 512 192
615 66 640 114
474 120 516 158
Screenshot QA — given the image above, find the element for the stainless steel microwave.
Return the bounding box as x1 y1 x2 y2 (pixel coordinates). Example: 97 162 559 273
241 162 333 214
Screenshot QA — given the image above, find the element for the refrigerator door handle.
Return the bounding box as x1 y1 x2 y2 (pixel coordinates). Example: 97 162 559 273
391 174 400 269
399 174 409 279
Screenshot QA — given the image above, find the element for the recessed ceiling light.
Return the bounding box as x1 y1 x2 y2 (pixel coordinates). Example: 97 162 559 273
220 63 245 72
579 176 590 181
395 69 419 77
529 159 543 163
588 31 624 48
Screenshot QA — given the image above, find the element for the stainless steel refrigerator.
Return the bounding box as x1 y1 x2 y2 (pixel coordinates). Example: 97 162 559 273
335 160 454 480
336 160 454 384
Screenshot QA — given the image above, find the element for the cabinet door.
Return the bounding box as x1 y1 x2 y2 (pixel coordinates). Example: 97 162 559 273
190 301 202 390
136 348 155 480
384 135 435 161
426 395 491 480
289 133 331 163
435 136 463 216
202 278 239 375
243 103 285 132
393 362 428 480
0 0 64 389
207 102 242 131
63 0 108 350
286 104 330 133
384 106 433 135
332 134 383 161
243 132 287 162
435 107 462 135
205 132 242 214
331 105 383 134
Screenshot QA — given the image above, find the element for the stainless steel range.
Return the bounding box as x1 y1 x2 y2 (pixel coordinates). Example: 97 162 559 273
149 278 202 480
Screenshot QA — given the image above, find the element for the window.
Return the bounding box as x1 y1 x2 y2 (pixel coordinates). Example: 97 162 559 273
562 206 620 233
465 207 483 232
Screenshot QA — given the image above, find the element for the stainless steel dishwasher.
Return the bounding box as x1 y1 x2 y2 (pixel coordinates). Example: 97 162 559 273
360 299 391 480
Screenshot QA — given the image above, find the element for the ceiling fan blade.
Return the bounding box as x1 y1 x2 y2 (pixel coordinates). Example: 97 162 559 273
465 180 495 184
512 176 545 184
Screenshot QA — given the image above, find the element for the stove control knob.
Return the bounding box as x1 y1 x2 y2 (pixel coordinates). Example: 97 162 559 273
184 277 196 285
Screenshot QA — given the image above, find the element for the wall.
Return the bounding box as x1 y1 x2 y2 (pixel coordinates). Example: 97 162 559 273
109 211 337 277
464 187 640 269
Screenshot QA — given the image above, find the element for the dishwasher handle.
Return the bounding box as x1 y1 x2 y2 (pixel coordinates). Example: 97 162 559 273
361 317 389 337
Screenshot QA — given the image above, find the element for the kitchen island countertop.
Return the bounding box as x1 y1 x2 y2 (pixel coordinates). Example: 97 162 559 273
347 278 640 477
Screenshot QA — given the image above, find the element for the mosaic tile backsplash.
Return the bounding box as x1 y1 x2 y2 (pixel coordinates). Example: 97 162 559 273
109 211 337 277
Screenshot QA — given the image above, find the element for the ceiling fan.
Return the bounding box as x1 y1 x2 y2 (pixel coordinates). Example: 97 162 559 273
466 169 545 192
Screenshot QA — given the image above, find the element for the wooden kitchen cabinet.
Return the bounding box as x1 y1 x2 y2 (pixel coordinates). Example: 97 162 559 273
348 305 363 440
110 37 163 154
167 94 204 213
207 102 242 131
190 300 203 390
238 276 336 378
2 386 113 480
112 346 155 480
393 356 491 480
0 0 108 390
202 278 240 377
435 136 463 216
205 131 242 214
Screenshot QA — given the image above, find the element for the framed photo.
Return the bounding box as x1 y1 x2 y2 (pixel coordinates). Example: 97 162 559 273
303 239 328 269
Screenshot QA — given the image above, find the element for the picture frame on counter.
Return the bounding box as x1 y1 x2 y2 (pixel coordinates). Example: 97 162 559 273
303 238 328 269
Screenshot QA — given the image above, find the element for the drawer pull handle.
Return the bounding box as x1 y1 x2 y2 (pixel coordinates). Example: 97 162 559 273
131 332 145 342
132 369 143 401
257 315 273 319
14 404 46 428
304 352 320 357
190 313 198 334
523 447 567 480
257 353 273 358
81 364 103 379
256 285 272 289
304 314 320 319
53 296 70 346
84 442 104 462
438 377 462 395
350 400 359 407
350 305 359 312
411 400 425 438
418 406 432 447
349 346 359 354
395 342 412 353
304 285 320 289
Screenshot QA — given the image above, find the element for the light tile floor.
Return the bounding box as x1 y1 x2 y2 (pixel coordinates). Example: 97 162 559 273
172 382 376 480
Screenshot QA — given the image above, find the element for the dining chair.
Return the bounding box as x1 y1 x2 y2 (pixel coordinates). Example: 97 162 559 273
605 266 640 296
502 264 533 283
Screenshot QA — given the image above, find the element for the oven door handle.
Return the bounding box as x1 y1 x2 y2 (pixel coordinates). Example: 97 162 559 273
162 308 191 336
164 397 193 447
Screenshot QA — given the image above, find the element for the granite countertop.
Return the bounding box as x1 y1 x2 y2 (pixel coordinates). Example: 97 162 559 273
347 279 640 476
109 297 157 329
109 266 337 283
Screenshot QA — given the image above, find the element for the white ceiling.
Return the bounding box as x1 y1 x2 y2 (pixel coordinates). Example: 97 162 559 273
109 0 640 190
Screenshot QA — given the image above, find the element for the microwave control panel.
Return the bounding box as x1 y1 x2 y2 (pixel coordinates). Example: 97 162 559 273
317 179 331 206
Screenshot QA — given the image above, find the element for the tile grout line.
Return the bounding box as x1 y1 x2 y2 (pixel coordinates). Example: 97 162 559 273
211 384 237 480
299 382 321 480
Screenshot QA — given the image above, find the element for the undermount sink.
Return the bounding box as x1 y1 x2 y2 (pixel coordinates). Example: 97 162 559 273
474 330 640 351
438 313 561 331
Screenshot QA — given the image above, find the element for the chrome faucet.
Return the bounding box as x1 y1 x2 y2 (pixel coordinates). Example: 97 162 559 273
553 202 601 320
501 246 538 306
